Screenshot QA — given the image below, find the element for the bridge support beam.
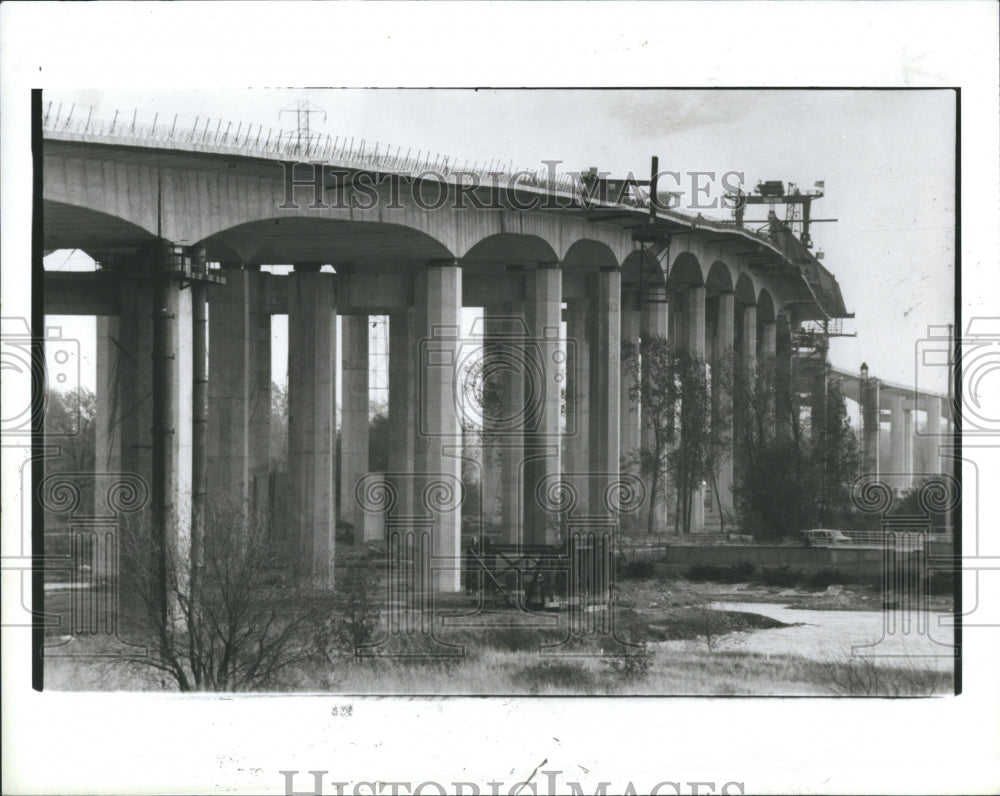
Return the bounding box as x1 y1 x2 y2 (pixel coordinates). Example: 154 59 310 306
684 285 707 359
734 303 757 503
888 392 905 491
207 265 271 529
340 314 370 539
565 298 591 515
903 406 914 489
523 262 562 545
388 309 417 523
118 276 154 541
93 315 122 581
500 297 526 544
483 299 526 539
925 395 943 475
860 377 881 479
759 320 777 437
712 292 736 523
620 286 641 471
775 315 792 441
95 316 122 475
589 266 621 516
415 260 463 592
287 264 336 587
150 244 194 616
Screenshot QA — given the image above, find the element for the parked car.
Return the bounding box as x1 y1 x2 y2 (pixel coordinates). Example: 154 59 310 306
802 528 852 546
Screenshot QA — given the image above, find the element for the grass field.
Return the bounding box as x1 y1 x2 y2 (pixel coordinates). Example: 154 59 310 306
42 572 954 696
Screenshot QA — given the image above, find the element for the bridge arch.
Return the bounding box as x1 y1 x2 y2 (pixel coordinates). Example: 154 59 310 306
560 238 620 272
196 217 456 269
666 251 704 289
706 260 734 295
621 248 665 287
756 287 776 324
42 200 158 255
734 272 756 306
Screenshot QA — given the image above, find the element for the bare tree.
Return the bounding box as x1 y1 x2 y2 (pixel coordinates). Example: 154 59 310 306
622 337 729 535
622 336 677 535
118 500 326 691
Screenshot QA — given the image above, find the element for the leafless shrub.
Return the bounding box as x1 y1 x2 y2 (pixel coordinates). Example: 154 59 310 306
117 501 327 691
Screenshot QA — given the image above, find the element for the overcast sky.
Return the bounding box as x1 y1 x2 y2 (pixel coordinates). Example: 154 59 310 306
45 88 955 397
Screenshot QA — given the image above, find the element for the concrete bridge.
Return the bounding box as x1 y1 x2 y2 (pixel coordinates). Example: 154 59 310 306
40 109 930 591
829 365 952 493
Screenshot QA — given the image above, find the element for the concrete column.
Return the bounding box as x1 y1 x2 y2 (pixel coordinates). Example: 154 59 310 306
249 271 271 521
775 317 793 440
759 320 777 435
207 265 271 526
713 293 735 520
523 262 562 545
759 321 777 359
925 395 943 475
190 256 208 580
589 266 621 515
888 392 905 487
740 305 757 375
340 314 370 538
150 243 194 611
287 264 336 587
118 277 154 509
861 378 881 478
479 310 502 530
500 298 526 544
670 291 685 351
93 315 122 580
415 260 463 592
483 304 523 533
95 316 122 474
734 303 756 492
620 288 642 471
903 407 914 489
388 309 416 521
684 285 706 359
565 299 591 504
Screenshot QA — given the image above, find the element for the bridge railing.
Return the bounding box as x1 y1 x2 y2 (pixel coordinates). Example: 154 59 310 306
42 101 838 285
42 102 593 196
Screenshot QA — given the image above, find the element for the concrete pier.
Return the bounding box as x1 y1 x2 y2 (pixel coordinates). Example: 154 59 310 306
340 313 370 538
620 287 642 470
523 263 562 545
207 265 270 525
287 264 336 587
415 260 463 591
685 286 707 359
712 292 735 518
388 309 417 522
589 267 621 515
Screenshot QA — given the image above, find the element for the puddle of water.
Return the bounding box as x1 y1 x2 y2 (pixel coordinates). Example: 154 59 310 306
703 602 955 669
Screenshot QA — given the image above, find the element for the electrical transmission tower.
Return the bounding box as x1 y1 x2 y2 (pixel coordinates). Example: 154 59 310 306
279 100 327 155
